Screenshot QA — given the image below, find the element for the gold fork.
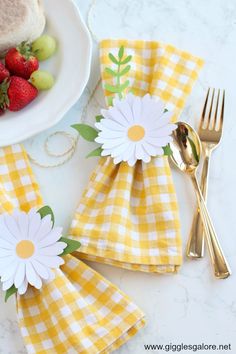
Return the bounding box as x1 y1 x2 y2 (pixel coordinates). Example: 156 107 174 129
186 88 231 277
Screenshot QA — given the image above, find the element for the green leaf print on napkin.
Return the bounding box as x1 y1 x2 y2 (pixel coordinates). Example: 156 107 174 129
104 45 132 100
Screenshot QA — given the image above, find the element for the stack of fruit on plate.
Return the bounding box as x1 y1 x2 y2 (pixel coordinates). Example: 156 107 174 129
0 36 57 115
0 0 57 115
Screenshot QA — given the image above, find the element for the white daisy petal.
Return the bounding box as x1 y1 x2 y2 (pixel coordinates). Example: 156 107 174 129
14 262 26 288
1 259 18 281
149 124 176 137
18 278 28 295
144 136 172 147
127 156 137 166
0 238 15 250
4 214 20 240
110 142 132 158
0 256 15 275
95 136 125 147
113 156 123 164
28 209 42 240
37 227 63 247
135 143 146 160
126 92 136 104
35 255 64 268
142 153 151 163
31 260 51 280
34 214 53 241
16 211 29 239
157 149 165 156
113 97 134 123
134 142 152 163
33 275 42 290
153 111 174 128
132 96 142 122
123 144 136 165
2 277 14 291
107 107 130 125
96 118 125 131
101 109 127 126
0 248 14 257
37 242 67 256
28 208 37 217
142 98 165 122
0 217 18 243
112 97 121 107
26 262 42 289
99 138 126 149
97 129 125 139
47 269 56 282
101 149 112 157
142 93 151 104
118 100 134 123
142 142 162 156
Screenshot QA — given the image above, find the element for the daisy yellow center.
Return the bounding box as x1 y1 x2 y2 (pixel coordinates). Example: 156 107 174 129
16 240 35 259
128 125 145 142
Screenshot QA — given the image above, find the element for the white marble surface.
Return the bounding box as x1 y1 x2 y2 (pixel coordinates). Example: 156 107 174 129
1 0 236 353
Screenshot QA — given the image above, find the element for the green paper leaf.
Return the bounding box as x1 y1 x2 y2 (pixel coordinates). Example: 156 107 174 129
119 65 131 76
105 67 117 77
95 115 103 122
104 80 130 94
118 46 124 59
187 137 199 163
5 285 17 302
86 147 102 158
119 80 130 92
163 144 173 156
37 206 55 226
120 55 132 65
104 47 132 100
71 124 98 142
104 83 120 93
59 237 81 256
108 53 119 65
107 97 114 106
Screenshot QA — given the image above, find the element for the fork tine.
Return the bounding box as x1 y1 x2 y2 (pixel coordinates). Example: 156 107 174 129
207 88 215 129
219 90 225 131
213 89 220 130
200 87 210 129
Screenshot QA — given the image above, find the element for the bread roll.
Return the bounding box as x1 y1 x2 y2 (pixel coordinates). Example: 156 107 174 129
0 0 46 54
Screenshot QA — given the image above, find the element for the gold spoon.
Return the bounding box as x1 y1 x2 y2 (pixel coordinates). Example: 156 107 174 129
169 121 231 279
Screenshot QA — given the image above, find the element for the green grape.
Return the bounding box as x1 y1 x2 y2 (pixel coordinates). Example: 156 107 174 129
30 70 55 90
32 35 57 61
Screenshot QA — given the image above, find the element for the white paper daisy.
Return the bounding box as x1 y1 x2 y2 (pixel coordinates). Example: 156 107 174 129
0 208 67 295
95 93 176 166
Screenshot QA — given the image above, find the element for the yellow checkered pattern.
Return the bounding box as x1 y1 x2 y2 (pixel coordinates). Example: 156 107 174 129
70 39 204 272
0 145 145 353
0 145 42 214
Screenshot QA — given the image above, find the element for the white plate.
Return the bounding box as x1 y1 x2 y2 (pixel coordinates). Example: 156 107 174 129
0 0 92 147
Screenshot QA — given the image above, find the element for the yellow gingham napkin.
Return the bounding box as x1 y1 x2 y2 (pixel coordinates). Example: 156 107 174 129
0 145 145 354
70 39 204 273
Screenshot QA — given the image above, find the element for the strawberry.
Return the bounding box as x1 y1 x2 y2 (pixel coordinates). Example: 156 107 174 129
5 42 39 80
0 62 10 83
0 76 38 112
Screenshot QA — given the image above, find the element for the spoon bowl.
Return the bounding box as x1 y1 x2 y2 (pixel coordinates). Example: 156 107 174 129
170 121 202 175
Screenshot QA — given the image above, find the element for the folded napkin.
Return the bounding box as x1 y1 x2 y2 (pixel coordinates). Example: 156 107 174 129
70 39 204 273
0 145 145 354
